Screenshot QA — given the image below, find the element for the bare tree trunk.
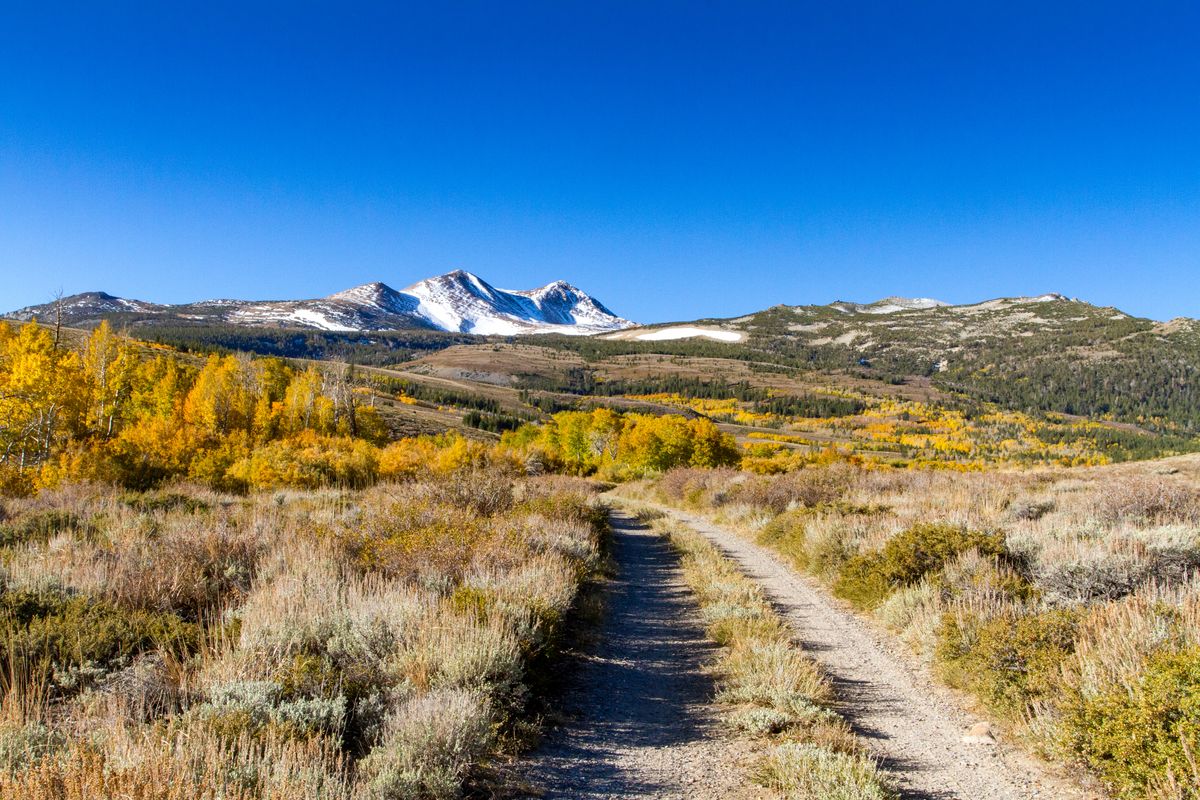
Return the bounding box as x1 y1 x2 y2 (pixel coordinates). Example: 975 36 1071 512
52 289 65 349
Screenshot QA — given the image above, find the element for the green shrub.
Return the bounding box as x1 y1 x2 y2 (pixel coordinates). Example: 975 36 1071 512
197 680 348 743
833 524 1010 610
1061 646 1200 799
361 688 493 800
514 493 608 535
806 526 855 581
121 490 211 515
0 511 97 549
0 589 200 693
941 550 1036 603
273 650 399 752
0 721 66 771
935 607 1078 718
757 511 811 571
758 514 856 581
448 585 493 621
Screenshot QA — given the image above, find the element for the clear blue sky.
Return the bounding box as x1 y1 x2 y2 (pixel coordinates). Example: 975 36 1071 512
2 2 1198 322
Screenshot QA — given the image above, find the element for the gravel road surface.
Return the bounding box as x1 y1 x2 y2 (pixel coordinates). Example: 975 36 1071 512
518 510 756 799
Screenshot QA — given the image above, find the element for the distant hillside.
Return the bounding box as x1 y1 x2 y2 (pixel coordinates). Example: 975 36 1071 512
606 294 1200 432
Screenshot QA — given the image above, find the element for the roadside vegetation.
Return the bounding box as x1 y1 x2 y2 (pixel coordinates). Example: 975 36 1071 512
650 463 1200 799
0 472 607 798
662 518 895 799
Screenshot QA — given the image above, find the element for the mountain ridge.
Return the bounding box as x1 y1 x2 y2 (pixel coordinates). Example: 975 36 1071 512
5 270 634 336
8 280 1200 432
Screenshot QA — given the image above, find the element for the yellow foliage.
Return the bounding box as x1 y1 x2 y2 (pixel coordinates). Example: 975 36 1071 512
378 433 497 480
0 323 406 495
226 431 379 490
514 409 741 477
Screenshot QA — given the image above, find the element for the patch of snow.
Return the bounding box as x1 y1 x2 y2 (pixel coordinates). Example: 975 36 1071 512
401 270 631 334
634 326 745 342
950 294 1069 314
864 297 948 314
287 309 356 332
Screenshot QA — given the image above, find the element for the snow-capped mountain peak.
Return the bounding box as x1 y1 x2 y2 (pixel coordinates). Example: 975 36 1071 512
402 271 630 334
6 271 634 336
326 281 417 314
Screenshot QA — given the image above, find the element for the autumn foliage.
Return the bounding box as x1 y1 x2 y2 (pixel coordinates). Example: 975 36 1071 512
0 322 745 497
0 321 388 494
504 407 741 479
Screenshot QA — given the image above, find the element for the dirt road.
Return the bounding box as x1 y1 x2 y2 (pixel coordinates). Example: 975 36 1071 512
518 510 756 799
648 503 1094 800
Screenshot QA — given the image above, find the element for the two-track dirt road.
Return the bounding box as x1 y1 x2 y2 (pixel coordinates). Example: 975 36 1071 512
520 502 1093 799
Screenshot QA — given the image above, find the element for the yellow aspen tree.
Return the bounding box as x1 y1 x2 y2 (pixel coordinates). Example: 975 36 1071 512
0 322 87 472
83 321 138 438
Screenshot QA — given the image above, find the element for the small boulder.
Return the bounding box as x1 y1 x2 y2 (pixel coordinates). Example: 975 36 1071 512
962 722 996 745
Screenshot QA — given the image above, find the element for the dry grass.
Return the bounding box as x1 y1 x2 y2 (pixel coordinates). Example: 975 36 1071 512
0 725 352 800
753 742 895 800
0 472 608 798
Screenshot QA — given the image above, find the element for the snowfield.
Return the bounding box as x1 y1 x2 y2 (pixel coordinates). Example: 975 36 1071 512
633 326 745 342
285 309 357 332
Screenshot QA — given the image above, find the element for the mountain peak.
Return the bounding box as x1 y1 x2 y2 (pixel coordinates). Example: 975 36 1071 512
326 281 412 314
407 269 498 295
434 269 486 285
521 280 582 301
403 272 628 334
328 280 393 298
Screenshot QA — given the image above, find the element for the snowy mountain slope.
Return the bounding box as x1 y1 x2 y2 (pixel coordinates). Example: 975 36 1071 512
401 272 630 334
21 291 167 319
4 271 635 336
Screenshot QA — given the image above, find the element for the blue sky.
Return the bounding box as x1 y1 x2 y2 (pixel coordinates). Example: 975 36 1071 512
2 2 1198 323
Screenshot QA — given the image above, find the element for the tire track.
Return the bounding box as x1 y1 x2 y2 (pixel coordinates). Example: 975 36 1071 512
518 510 756 799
